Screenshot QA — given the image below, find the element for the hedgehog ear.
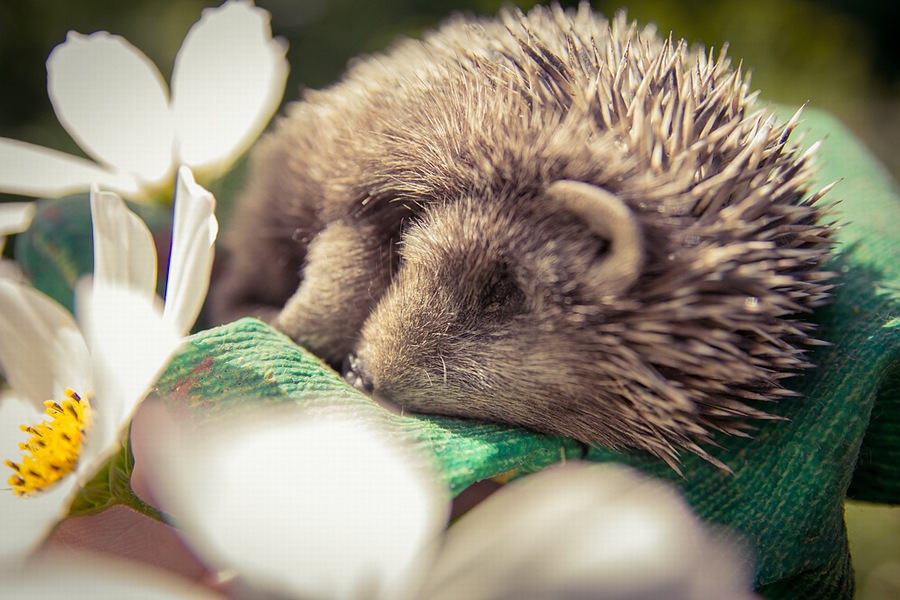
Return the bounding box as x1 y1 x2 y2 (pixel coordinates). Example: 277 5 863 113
546 180 645 296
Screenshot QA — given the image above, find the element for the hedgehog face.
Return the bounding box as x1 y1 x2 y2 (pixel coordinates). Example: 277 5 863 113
350 188 620 433
350 181 675 457
348 175 833 468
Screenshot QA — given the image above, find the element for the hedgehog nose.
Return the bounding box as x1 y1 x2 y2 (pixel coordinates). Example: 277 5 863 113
343 352 374 394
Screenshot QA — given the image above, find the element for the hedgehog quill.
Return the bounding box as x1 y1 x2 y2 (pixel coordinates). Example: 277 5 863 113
210 3 838 471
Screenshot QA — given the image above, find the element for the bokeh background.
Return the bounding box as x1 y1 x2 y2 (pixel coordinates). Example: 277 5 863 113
1 0 898 597
3 0 900 183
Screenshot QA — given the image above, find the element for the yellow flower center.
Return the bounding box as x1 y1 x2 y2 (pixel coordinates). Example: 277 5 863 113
6 388 92 497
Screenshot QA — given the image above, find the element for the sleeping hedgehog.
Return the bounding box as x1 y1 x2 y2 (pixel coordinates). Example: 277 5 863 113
209 3 837 469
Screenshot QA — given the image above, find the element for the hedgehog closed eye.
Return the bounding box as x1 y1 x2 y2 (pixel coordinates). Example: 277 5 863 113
479 268 525 317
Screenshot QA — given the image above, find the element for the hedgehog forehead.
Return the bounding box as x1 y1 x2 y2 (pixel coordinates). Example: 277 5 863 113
394 192 622 316
400 194 568 269
398 202 505 282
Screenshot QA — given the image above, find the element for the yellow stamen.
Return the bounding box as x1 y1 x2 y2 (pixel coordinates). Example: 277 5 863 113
6 388 92 496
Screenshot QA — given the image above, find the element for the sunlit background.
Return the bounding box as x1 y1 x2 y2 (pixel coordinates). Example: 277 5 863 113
1 1 898 597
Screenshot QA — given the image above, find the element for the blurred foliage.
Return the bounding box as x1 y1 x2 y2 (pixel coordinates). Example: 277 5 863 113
1 0 898 596
846 501 900 600
1 0 899 185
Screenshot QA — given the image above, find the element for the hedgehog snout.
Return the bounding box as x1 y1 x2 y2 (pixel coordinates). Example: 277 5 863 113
343 351 374 394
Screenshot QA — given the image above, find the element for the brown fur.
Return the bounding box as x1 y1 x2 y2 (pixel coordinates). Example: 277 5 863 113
210 3 837 469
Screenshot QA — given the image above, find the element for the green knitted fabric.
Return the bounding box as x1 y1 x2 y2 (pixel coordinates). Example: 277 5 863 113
18 107 900 599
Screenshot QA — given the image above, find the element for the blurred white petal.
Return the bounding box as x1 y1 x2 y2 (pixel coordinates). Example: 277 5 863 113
162 167 218 335
0 201 35 256
89 187 158 302
171 0 288 173
135 405 447 600
48 32 175 186
0 202 35 237
0 260 26 282
0 551 222 598
425 463 759 600
0 279 91 410
0 138 139 198
74 282 181 472
0 395 80 564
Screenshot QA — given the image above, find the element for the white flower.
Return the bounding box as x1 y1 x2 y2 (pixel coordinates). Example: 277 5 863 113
0 167 217 564
422 463 760 600
0 0 288 202
134 405 760 600
134 405 448 600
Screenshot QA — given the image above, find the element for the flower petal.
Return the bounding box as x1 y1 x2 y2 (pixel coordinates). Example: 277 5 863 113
0 260 26 282
171 0 288 175
135 405 448 600
0 395 80 563
0 279 91 410
47 31 175 187
424 463 759 600
74 282 181 475
162 167 218 335
0 201 35 255
0 202 35 237
89 187 158 302
0 138 139 198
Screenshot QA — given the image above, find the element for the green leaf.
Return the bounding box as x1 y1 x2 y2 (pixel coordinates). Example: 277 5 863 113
68 435 163 521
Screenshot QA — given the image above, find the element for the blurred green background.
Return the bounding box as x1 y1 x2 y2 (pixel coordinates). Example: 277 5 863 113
1 0 898 597
2 0 900 182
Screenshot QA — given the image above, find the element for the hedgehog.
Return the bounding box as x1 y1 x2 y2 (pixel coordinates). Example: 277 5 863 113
209 3 837 470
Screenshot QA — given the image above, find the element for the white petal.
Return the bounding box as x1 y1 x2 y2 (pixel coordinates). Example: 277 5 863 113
74 282 181 476
0 202 35 237
171 0 288 174
425 463 759 600
136 405 448 600
0 279 91 410
0 395 80 563
0 551 222 598
0 201 35 256
89 187 158 302
0 260 26 282
0 138 139 199
162 167 218 335
48 32 175 187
